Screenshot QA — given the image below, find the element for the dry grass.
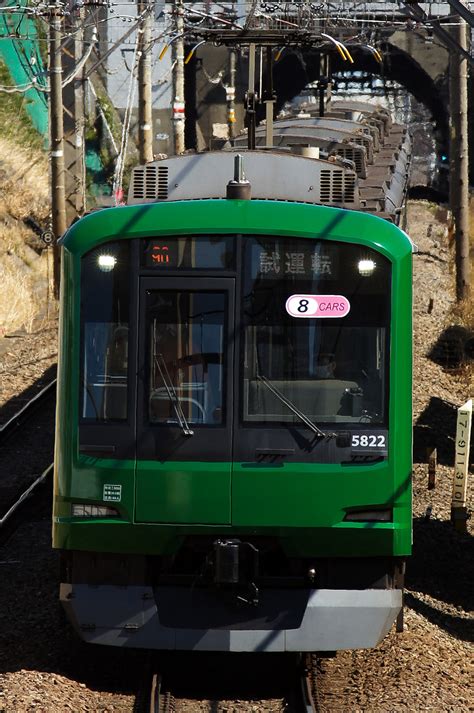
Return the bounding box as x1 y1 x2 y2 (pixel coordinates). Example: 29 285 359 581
450 294 474 385
0 138 49 221
451 293 474 328
0 261 36 335
419 199 474 386
0 137 50 335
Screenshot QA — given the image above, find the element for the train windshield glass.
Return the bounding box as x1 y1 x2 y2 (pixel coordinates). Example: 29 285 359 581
241 236 391 425
146 290 226 426
80 241 130 422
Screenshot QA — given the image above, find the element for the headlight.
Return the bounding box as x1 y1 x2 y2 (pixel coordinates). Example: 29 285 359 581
72 504 120 518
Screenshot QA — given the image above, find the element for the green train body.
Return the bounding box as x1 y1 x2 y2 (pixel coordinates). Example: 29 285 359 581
53 196 413 652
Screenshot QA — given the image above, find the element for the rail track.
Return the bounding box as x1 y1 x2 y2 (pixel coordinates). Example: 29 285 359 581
0 378 56 540
135 659 172 713
0 462 53 526
0 378 56 444
300 655 321 713
138 653 322 713
148 672 174 713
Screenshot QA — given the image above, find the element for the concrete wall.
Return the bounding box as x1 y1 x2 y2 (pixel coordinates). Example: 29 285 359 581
102 0 173 156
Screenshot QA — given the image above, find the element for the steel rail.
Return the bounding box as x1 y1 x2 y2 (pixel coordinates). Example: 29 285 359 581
296 654 320 713
300 672 317 713
148 671 174 713
0 463 53 527
0 379 57 444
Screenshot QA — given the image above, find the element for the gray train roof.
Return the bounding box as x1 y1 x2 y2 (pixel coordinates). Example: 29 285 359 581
238 123 370 144
128 150 359 209
234 124 375 164
275 116 373 136
128 105 411 226
298 106 391 142
235 132 369 178
330 100 389 114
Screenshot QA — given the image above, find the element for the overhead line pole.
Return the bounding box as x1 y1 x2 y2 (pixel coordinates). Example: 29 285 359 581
246 43 257 150
449 18 471 301
62 0 86 224
137 0 153 163
49 2 67 299
264 46 275 147
173 0 185 155
227 48 237 140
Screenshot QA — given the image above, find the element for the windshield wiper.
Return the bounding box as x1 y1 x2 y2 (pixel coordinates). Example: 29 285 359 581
155 354 194 436
257 374 334 439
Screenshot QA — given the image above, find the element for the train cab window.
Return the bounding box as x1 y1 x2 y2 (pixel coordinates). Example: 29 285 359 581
80 241 130 422
146 290 226 426
241 236 391 426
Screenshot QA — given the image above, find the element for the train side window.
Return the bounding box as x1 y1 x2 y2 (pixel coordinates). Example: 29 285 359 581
80 241 130 422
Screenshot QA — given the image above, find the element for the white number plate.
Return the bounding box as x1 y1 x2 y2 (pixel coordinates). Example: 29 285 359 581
351 433 387 450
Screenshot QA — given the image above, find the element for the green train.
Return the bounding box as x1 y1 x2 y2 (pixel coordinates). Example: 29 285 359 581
54 105 413 652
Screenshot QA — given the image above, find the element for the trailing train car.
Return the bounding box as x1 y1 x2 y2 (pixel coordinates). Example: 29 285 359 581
53 105 414 652
234 99 412 221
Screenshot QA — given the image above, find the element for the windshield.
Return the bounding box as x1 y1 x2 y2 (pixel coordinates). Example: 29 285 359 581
147 290 227 426
241 236 391 426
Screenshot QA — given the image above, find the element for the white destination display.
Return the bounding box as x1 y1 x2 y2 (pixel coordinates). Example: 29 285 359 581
285 294 351 318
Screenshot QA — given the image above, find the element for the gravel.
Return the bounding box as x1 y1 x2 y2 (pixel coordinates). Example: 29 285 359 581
0 396 56 516
0 201 472 711
0 318 58 426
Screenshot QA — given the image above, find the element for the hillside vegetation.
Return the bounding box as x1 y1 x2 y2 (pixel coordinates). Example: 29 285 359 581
0 61 51 336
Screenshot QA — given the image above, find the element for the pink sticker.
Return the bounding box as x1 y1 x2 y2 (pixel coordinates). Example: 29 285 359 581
285 295 351 318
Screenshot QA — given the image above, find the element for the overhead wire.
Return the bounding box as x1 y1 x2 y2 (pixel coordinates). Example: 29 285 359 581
87 77 119 156
0 1 459 100
0 24 98 93
112 28 140 205
0 4 174 95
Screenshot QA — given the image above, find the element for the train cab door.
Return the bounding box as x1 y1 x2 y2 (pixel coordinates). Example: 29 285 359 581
135 277 235 524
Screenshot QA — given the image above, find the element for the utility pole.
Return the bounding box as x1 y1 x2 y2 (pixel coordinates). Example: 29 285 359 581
62 0 86 225
449 18 471 301
245 43 257 150
172 0 185 155
317 54 330 117
227 48 237 140
137 0 153 163
49 3 67 299
263 46 275 147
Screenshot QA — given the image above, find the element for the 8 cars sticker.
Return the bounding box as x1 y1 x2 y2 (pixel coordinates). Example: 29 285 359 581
286 294 351 318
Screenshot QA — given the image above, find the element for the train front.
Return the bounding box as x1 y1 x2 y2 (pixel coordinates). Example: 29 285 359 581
53 162 413 652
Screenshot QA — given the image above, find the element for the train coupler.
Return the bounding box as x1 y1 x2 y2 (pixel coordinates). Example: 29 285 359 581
213 539 259 606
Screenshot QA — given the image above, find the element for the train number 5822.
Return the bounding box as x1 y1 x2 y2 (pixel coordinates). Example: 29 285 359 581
351 434 386 448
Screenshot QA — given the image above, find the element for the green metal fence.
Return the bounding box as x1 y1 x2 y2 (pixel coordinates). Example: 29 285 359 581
0 0 48 136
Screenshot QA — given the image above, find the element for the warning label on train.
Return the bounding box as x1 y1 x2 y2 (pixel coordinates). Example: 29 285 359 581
103 484 122 502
